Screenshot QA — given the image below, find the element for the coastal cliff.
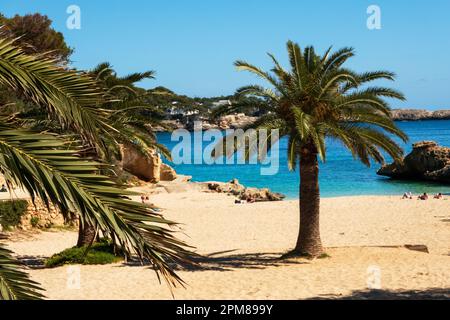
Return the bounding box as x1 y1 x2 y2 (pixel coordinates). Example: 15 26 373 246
377 141 450 183
390 109 450 121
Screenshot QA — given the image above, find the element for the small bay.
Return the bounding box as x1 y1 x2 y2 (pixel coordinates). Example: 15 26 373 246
157 120 450 198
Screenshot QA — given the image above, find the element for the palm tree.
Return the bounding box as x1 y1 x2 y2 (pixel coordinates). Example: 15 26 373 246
217 41 407 257
0 36 191 299
89 62 171 161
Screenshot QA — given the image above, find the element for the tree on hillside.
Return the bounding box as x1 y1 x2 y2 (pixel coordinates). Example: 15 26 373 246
0 13 73 63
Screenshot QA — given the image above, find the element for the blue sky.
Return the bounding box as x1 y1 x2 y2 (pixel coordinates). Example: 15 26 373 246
2 0 450 109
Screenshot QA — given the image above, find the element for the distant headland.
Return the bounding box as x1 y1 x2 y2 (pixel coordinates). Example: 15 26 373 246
390 109 450 121
152 108 450 132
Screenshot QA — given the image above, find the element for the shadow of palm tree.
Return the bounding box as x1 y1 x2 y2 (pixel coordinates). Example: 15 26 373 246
309 288 450 300
179 250 306 272
122 250 306 272
16 255 47 268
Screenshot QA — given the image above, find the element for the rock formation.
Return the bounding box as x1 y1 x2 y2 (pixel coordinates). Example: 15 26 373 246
160 163 177 181
377 141 450 183
19 199 76 230
206 178 285 202
119 144 177 183
217 113 258 130
120 144 162 182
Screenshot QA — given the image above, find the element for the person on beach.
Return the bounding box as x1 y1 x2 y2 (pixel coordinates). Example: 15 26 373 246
140 195 145 203
418 192 429 200
246 195 256 203
434 193 443 199
402 192 413 199
0 184 7 192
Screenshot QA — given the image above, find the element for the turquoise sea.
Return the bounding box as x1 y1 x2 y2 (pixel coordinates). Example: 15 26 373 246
157 120 450 198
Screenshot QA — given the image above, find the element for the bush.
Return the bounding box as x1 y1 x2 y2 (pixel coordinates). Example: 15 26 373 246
45 239 123 268
0 200 28 228
30 216 40 228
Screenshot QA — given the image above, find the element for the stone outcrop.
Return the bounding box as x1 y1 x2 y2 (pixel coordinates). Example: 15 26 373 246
206 178 285 202
18 199 77 231
119 144 177 183
377 141 450 183
160 163 177 181
390 109 450 121
218 113 258 130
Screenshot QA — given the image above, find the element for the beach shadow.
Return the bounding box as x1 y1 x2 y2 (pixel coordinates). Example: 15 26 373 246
309 288 450 300
180 251 306 272
122 250 306 272
16 255 47 269
181 250 305 271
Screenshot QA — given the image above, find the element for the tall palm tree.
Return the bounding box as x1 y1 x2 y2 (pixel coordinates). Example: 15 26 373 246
217 41 407 257
0 36 191 299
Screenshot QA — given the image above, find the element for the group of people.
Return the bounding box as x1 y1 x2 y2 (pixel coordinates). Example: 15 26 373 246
402 192 444 200
140 194 150 203
235 195 258 204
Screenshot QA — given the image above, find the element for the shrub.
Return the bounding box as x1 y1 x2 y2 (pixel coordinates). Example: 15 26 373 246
0 200 28 228
30 216 40 228
45 239 123 268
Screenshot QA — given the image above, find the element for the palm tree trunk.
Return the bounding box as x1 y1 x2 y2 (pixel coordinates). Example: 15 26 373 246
294 146 323 257
76 147 98 247
76 219 96 247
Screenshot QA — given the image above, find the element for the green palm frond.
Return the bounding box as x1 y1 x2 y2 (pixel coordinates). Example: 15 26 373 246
0 37 111 148
212 113 287 160
0 244 45 300
232 40 407 167
120 71 155 83
0 127 192 288
88 62 169 166
235 85 279 102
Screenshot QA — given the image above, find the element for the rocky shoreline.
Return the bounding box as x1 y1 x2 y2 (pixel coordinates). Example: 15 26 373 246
377 141 450 183
390 109 450 121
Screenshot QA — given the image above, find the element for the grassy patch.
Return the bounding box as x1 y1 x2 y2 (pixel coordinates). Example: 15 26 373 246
0 199 28 229
48 224 78 232
45 239 123 268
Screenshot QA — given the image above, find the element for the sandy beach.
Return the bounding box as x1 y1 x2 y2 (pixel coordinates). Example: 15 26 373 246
3 181 450 300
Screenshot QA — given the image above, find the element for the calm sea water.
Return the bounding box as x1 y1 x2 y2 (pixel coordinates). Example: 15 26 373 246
157 120 450 198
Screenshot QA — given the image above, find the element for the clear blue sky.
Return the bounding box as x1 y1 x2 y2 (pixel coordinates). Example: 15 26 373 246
2 0 450 109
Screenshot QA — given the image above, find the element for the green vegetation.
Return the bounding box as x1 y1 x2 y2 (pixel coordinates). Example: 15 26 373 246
45 239 123 268
30 216 40 228
216 40 407 257
0 31 190 300
0 246 44 300
0 200 28 229
0 13 73 62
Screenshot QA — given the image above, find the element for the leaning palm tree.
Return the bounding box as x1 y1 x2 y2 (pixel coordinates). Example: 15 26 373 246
0 36 191 299
216 41 407 257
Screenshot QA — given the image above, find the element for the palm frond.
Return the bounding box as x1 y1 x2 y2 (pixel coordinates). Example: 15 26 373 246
0 244 45 300
0 127 192 287
0 37 110 148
